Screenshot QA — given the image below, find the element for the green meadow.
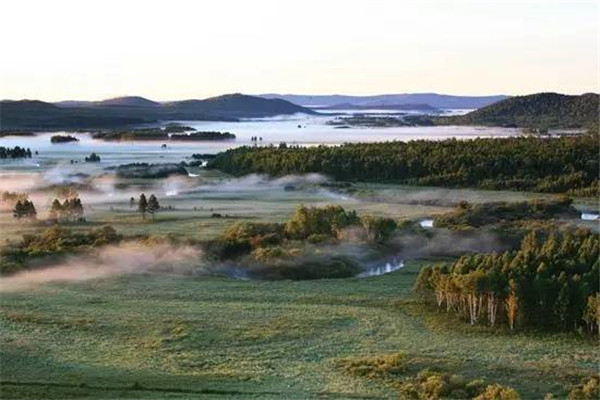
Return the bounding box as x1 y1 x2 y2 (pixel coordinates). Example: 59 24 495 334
1 261 597 399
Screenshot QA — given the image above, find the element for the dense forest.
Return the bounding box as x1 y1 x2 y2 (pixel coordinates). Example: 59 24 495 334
437 92 599 129
415 229 599 333
0 146 32 159
207 135 599 196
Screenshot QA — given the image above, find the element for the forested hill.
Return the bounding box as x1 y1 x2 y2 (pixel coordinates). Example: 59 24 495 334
439 92 599 129
0 94 315 129
206 135 599 196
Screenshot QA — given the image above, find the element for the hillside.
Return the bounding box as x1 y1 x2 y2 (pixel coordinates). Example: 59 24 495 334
1 94 314 129
97 96 160 108
0 100 147 129
260 93 508 109
164 93 314 118
440 92 599 129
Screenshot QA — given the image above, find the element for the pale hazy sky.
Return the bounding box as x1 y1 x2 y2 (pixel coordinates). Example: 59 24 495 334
1 0 598 101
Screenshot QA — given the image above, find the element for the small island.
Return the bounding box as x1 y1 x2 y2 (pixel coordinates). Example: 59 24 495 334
327 115 411 128
163 124 196 133
50 134 79 143
84 153 101 162
170 131 236 141
108 162 188 179
92 128 235 141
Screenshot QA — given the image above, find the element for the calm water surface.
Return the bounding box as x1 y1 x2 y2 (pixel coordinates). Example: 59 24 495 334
0 111 519 173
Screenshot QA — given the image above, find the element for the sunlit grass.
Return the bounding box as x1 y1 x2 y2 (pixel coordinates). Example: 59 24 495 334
1 261 596 399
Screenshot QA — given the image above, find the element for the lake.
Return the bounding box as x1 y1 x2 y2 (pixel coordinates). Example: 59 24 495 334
0 110 519 173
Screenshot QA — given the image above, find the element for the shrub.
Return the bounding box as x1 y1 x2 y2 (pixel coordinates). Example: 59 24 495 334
285 205 358 239
0 226 122 275
568 376 599 400
338 353 406 380
474 384 520 400
360 215 397 243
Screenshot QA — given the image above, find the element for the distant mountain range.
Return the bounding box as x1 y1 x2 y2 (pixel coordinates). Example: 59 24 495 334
0 94 314 130
316 103 440 112
439 92 599 129
259 93 509 109
2 92 595 131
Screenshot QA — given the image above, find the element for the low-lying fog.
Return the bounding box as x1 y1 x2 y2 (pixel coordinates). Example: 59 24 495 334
0 112 520 173
0 243 203 292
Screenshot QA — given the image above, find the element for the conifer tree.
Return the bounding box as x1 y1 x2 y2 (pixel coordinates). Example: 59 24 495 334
12 200 25 219
25 200 37 219
147 194 160 220
138 194 148 220
49 199 62 221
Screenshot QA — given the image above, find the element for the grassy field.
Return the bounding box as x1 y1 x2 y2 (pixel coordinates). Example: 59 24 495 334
1 173 598 399
1 261 597 399
1 177 596 244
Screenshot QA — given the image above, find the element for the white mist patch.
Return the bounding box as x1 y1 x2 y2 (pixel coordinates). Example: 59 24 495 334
192 173 328 192
357 258 404 277
317 188 353 201
419 219 434 228
581 213 599 221
161 175 199 197
0 243 203 292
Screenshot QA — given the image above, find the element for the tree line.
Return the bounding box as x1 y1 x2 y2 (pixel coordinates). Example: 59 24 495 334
0 146 32 159
415 229 599 334
48 198 85 222
206 135 598 196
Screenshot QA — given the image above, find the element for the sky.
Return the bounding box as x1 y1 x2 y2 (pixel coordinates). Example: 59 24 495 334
0 0 598 101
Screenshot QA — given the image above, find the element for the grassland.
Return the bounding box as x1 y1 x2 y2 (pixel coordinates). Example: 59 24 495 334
1 262 597 399
1 178 596 244
1 173 597 399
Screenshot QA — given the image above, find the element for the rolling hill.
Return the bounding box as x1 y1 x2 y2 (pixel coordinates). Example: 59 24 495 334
440 92 599 128
0 94 314 129
163 93 313 118
97 96 161 108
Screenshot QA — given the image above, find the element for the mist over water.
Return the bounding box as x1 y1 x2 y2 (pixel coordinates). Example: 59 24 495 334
0 111 525 289
358 258 404 277
0 112 519 175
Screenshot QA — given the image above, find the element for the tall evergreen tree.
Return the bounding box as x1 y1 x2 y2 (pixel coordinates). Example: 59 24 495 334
25 200 37 219
138 194 148 220
147 194 160 220
12 200 25 219
49 199 62 221
72 198 84 221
